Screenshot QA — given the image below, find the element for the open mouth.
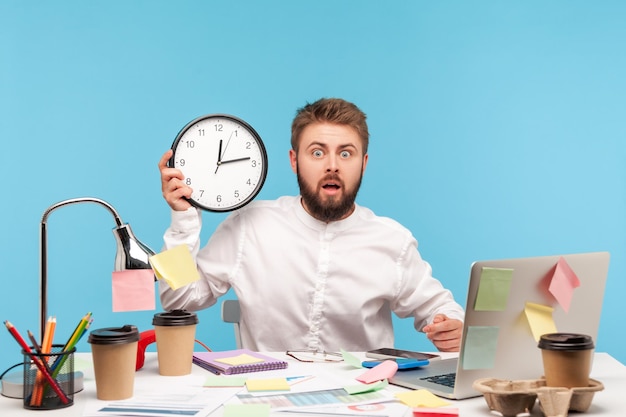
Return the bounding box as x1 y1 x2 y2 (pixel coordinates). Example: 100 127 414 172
322 182 341 190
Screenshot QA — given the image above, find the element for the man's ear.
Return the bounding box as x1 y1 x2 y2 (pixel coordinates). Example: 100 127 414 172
362 153 369 175
289 149 298 174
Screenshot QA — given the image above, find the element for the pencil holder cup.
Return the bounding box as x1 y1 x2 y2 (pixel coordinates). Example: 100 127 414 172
22 344 75 410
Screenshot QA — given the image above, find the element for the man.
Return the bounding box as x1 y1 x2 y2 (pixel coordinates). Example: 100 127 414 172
158 98 464 352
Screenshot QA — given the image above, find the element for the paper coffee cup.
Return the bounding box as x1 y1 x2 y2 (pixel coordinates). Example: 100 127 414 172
88 325 139 400
538 333 594 388
153 310 199 376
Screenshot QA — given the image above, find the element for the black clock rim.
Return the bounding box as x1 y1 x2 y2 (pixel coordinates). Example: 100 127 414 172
168 113 268 213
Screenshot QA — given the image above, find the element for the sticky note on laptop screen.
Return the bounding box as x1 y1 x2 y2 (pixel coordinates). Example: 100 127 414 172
524 302 557 341
474 267 514 311
461 326 499 370
548 257 581 313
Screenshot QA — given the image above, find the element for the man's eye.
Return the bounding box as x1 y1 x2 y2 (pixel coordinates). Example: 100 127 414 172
340 150 351 158
313 149 324 158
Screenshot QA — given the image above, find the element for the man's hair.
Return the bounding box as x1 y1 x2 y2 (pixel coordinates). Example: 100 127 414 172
291 98 369 153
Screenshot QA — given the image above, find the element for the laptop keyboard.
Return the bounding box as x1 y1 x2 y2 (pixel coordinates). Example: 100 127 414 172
420 372 456 388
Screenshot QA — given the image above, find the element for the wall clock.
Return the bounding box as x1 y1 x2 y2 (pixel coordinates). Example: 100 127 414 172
169 114 268 212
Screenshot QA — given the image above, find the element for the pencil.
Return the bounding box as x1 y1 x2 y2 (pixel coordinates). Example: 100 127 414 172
32 316 56 406
63 312 91 351
4 321 69 404
51 312 92 376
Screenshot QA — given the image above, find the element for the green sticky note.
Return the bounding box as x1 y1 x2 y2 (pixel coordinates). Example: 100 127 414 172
461 326 500 370
340 349 363 368
204 375 247 387
344 379 388 394
223 404 270 417
474 267 514 311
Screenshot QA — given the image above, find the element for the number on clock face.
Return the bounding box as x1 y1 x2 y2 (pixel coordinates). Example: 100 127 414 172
170 114 268 212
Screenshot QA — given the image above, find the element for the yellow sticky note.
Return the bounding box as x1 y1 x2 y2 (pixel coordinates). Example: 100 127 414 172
246 378 290 392
216 353 265 366
524 302 558 341
149 245 200 290
395 389 450 408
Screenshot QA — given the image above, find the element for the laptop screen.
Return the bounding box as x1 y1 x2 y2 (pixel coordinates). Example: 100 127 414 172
453 251 610 398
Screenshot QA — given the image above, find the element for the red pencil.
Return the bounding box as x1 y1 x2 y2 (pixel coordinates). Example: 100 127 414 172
4 320 69 404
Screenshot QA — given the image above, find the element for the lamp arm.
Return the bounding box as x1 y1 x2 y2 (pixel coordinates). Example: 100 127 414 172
41 197 124 227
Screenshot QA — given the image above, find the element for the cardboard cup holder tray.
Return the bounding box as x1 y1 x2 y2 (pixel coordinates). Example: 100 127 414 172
472 377 604 417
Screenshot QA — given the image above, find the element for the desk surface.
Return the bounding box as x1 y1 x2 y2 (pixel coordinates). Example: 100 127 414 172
2 352 624 416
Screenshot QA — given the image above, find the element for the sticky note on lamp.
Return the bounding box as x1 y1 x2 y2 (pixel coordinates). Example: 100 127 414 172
149 244 200 290
548 257 581 313
111 269 155 312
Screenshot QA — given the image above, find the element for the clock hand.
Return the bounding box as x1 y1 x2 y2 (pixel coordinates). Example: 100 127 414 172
221 131 234 159
219 156 251 165
215 140 223 174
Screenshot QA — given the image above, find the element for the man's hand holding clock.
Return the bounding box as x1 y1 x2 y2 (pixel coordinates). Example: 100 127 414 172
159 150 193 212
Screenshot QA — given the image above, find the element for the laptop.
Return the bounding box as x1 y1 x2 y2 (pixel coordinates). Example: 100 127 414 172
389 252 610 399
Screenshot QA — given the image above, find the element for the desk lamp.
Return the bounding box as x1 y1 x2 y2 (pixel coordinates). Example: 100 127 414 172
39 197 156 339
0 197 156 399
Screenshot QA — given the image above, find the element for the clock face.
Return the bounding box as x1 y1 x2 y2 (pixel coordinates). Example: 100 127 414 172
170 114 268 212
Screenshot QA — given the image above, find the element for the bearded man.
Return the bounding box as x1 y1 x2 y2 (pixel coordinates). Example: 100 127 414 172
158 98 464 353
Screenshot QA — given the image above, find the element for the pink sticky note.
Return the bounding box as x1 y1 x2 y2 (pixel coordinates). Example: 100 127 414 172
413 407 459 417
356 360 398 384
548 257 581 312
112 269 156 312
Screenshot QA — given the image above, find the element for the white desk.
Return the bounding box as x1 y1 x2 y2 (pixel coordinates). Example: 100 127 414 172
1 352 624 416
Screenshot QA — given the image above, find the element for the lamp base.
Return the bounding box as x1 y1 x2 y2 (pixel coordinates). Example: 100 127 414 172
1 370 84 399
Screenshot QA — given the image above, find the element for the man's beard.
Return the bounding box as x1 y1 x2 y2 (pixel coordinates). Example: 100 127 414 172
297 169 363 222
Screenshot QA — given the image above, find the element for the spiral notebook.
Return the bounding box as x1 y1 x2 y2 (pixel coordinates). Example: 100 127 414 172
192 349 288 375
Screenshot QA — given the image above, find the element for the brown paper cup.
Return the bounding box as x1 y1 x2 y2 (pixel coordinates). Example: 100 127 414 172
154 325 196 375
153 310 199 376
538 333 594 388
88 325 139 400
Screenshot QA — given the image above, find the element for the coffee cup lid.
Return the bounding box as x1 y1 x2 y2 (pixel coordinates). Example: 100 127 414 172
152 309 199 326
538 333 594 351
88 325 139 345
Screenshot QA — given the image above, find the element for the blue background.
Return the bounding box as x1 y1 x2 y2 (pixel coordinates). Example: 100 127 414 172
1 1 624 375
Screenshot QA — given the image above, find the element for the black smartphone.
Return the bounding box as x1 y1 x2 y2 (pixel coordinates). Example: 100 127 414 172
365 348 440 361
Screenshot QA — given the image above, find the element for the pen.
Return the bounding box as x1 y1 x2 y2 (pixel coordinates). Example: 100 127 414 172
4 321 69 404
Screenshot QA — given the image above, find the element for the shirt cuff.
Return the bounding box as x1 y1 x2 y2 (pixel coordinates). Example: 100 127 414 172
170 206 202 233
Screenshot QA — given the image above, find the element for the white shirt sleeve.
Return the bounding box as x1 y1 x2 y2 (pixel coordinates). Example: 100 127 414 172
158 207 229 311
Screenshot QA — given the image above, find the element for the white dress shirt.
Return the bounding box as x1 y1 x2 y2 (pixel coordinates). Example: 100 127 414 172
159 195 464 352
